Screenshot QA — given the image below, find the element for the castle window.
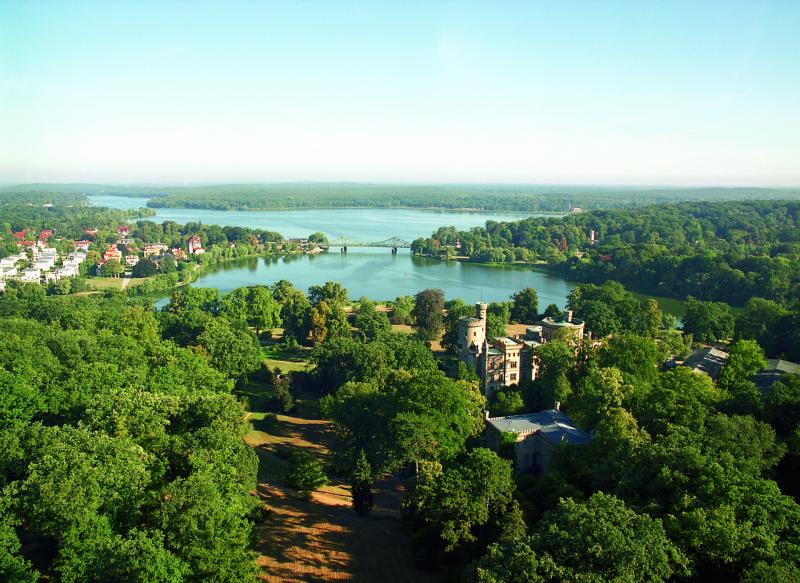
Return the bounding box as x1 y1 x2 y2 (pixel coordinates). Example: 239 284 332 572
510 373 517 381
510 361 517 369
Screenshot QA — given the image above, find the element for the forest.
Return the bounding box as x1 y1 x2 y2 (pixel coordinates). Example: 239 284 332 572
2 182 798 212
1 270 800 581
413 200 800 306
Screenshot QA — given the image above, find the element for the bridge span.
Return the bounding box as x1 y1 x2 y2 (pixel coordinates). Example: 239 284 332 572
330 236 411 249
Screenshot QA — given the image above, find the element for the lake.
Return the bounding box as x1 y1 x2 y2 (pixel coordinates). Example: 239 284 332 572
88 195 684 316
87 195 543 243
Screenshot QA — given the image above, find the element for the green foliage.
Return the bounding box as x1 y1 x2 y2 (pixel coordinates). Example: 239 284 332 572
197 316 262 382
131 258 158 277
717 340 767 392
388 295 414 325
411 448 515 550
0 291 259 581
350 449 374 515
683 297 735 343
285 451 328 495
413 288 445 340
101 258 124 277
353 297 391 339
530 493 688 582
510 288 539 323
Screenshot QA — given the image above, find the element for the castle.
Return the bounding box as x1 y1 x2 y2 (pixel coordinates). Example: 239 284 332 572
457 302 585 398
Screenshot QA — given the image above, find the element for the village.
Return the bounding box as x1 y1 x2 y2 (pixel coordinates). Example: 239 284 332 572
0 225 209 291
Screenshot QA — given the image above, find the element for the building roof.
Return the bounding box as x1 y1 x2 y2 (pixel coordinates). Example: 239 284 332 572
459 316 482 324
495 337 522 346
753 359 800 391
487 410 591 445
682 347 729 379
541 316 585 327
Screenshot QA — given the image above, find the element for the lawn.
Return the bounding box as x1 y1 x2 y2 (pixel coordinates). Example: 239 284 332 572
261 344 312 374
245 391 437 583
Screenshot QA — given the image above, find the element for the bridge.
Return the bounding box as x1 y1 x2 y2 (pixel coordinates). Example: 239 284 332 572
330 236 411 249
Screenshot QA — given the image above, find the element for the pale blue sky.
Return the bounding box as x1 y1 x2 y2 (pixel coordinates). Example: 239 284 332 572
1 0 798 185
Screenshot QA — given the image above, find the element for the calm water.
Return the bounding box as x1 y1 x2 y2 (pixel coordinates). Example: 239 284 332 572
181 251 577 308
87 195 540 242
88 195 683 316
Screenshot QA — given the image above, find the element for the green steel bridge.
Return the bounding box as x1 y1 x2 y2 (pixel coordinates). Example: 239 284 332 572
330 236 411 249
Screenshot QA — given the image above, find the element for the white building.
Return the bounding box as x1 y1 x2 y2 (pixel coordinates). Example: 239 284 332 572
18 268 41 283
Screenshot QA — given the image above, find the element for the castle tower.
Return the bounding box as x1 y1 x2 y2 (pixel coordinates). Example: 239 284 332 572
458 302 488 366
476 302 488 337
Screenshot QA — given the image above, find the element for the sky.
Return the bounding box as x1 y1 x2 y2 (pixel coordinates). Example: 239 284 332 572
1 0 798 186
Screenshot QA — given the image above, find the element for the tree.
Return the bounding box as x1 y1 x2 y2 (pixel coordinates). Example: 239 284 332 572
101 258 124 278
597 333 666 382
308 232 328 244
413 289 445 340
350 449 374 515
389 295 414 325
735 297 788 356
683 297 735 343
308 281 348 306
717 339 767 392
510 288 539 323
247 286 282 336
463 537 558 583
196 317 261 382
285 451 328 496
131 259 157 277
529 493 688 582
412 448 516 550
542 303 561 319
353 297 391 339
278 288 312 344
165 286 221 316
309 299 349 343
638 298 662 337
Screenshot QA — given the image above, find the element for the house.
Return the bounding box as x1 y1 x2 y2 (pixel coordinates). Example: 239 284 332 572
144 243 168 258
75 240 92 251
457 302 541 398
483 337 540 398
117 226 130 236
188 235 204 255
18 268 41 283
38 229 53 242
540 311 585 342
682 347 729 379
0 254 25 269
103 244 123 263
485 407 591 474
83 228 98 238
12 231 26 241
753 359 800 392
125 254 140 267
171 247 186 261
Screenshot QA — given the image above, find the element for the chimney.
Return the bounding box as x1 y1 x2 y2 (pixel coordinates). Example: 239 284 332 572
563 310 573 323
484 409 491 420
554 401 561 411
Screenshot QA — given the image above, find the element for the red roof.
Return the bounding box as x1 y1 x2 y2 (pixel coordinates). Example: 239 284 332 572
12 231 25 240
117 226 129 233
38 230 53 241
19 240 35 247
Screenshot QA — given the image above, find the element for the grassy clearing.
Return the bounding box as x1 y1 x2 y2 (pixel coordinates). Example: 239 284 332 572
87 276 148 290
245 390 437 583
261 344 312 374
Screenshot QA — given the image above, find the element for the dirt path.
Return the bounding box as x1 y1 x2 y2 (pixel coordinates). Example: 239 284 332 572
246 407 438 583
